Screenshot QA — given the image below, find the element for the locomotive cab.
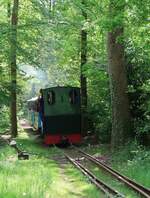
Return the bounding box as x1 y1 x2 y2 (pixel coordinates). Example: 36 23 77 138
42 86 81 145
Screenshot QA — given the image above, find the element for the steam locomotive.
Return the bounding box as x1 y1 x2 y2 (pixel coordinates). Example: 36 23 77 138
27 86 82 145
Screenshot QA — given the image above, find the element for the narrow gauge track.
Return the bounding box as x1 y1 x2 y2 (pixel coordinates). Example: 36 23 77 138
63 150 124 198
2 128 149 198
70 146 150 198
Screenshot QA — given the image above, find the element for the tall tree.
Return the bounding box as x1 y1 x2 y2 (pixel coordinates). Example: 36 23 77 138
107 0 131 149
10 0 19 137
80 0 87 135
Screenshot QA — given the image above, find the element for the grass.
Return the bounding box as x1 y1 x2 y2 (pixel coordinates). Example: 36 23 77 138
0 129 101 198
112 145 150 188
1 124 149 197
63 164 102 198
87 162 140 198
82 142 150 197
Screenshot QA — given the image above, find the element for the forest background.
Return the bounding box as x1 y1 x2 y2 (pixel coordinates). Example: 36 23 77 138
0 0 150 149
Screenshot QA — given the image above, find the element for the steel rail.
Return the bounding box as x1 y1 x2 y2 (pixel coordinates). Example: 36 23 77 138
76 148 150 198
65 153 124 198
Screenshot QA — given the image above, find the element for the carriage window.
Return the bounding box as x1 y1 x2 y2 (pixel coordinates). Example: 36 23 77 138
47 91 55 105
69 89 78 104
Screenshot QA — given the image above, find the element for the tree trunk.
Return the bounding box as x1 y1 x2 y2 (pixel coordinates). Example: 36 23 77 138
10 0 19 137
7 2 11 19
107 1 131 149
80 0 87 136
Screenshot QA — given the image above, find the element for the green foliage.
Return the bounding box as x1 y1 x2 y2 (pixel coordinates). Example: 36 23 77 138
0 106 10 133
111 141 150 188
126 21 150 139
85 64 111 142
84 143 150 194
0 0 149 144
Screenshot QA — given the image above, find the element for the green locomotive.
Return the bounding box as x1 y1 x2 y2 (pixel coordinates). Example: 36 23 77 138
27 86 81 145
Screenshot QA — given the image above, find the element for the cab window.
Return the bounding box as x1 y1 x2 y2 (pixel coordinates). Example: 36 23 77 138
47 91 55 105
69 89 78 104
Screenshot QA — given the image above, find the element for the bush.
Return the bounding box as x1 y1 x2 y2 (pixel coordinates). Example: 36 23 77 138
126 41 150 145
0 106 10 133
86 65 111 143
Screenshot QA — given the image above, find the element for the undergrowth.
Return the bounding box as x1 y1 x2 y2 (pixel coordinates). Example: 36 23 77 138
111 141 150 188
83 141 150 194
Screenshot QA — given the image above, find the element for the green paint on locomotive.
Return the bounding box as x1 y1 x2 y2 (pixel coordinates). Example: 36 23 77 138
42 86 80 116
27 86 81 135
